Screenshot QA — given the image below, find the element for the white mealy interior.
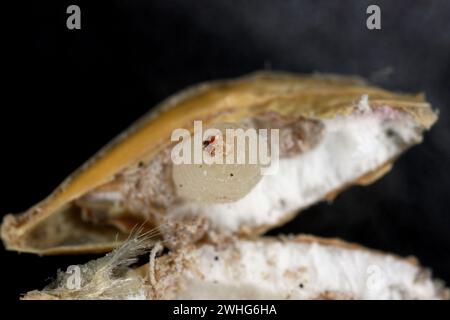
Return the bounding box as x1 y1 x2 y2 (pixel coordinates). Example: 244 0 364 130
167 110 422 233
166 239 443 299
24 236 446 300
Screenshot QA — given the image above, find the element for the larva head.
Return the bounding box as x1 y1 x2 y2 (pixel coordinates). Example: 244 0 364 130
172 122 264 203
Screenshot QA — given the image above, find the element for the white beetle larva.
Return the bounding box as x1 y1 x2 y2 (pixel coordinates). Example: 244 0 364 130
172 122 264 203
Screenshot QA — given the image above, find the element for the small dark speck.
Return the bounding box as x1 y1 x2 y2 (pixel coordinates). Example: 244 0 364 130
299 283 304 288
214 256 219 261
230 173 234 177
179 184 183 188
138 161 144 168
386 129 396 137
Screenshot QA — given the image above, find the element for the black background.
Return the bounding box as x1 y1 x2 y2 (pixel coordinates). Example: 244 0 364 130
1 0 450 300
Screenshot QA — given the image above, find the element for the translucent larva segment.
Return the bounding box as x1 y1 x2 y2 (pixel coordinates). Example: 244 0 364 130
172 123 263 203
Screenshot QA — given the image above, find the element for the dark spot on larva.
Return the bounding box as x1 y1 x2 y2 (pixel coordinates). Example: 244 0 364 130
386 129 396 137
230 173 234 177
299 283 304 288
203 136 216 148
214 256 219 261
